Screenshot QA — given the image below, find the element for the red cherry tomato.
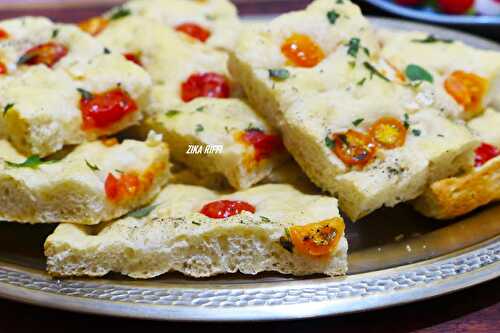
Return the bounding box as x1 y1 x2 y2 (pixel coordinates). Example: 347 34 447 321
18 42 68 68
175 23 211 42
0 62 7 75
181 72 230 102
105 173 120 201
0 27 9 39
395 0 424 6
200 200 256 219
474 143 500 167
242 129 284 162
437 0 474 14
123 53 142 66
80 88 138 130
105 172 142 202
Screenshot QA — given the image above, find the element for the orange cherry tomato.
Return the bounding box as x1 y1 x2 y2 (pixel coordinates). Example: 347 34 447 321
78 16 109 36
0 62 7 75
175 23 211 42
288 218 345 257
79 88 138 130
281 33 325 68
104 172 141 202
18 42 68 68
101 137 119 147
330 129 377 167
0 27 9 40
474 142 500 168
369 117 407 149
444 71 488 116
241 129 284 162
200 200 256 219
181 72 230 102
123 53 142 66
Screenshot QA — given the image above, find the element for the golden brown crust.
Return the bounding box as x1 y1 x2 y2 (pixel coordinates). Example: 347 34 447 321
414 157 500 219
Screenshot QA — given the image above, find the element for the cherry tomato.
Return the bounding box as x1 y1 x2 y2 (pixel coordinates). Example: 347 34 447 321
181 72 230 102
369 117 407 149
200 200 256 219
395 0 424 5
101 137 119 147
175 23 211 42
444 71 488 116
78 16 109 36
80 88 138 130
474 143 500 167
105 172 141 202
0 27 9 39
330 129 377 167
241 129 284 162
0 62 7 75
281 33 325 68
18 42 68 68
438 0 474 14
105 173 120 201
123 53 142 66
288 218 345 257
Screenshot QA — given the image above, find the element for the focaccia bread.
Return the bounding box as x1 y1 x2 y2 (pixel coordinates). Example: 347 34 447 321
45 184 348 278
414 108 500 219
149 98 289 190
229 0 477 220
378 29 500 119
260 160 318 193
0 17 152 157
0 136 170 224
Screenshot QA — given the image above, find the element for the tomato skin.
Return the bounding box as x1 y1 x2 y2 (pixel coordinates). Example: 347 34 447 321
105 173 120 201
475 143 500 167
438 0 474 14
288 218 345 257
78 16 109 36
369 117 407 149
123 53 142 66
0 28 9 39
105 172 141 202
79 88 138 130
395 0 424 5
18 42 68 68
444 71 488 116
175 23 211 42
241 129 284 162
200 200 256 219
181 72 230 102
281 34 325 68
0 62 7 75
330 129 377 168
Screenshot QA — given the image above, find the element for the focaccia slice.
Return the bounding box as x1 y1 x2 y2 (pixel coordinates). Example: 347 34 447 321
414 108 500 219
378 29 500 119
229 0 477 220
0 136 169 224
0 17 152 157
149 98 289 189
45 184 348 278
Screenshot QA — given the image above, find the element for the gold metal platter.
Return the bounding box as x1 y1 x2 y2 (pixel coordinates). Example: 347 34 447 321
0 17 498 321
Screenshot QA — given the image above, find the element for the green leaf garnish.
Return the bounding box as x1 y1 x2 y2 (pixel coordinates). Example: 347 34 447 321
412 34 453 44
352 118 364 127
405 64 434 83
356 78 366 86
346 38 360 58
403 113 410 129
5 155 57 169
77 88 93 101
269 68 290 81
195 124 204 133
196 106 206 112
127 204 159 218
3 103 14 117
85 159 100 171
260 216 271 223
51 29 59 39
412 129 422 136
165 110 180 117
363 62 390 82
325 135 335 149
327 10 340 24
110 7 131 21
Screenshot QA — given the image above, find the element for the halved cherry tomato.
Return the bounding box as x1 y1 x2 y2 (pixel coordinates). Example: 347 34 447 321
18 42 68 68
330 129 377 167
181 72 230 102
0 27 9 40
369 117 407 149
474 143 500 167
105 172 141 202
78 16 109 36
80 88 138 130
438 0 474 14
281 33 325 68
175 23 211 42
200 200 256 219
241 129 284 162
444 71 488 116
288 218 345 257
0 62 7 75
105 173 120 200
123 53 142 66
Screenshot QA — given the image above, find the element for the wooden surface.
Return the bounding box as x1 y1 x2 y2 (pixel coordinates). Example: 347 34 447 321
0 1 498 331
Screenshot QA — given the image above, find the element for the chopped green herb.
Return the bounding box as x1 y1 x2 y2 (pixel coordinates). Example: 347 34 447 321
269 68 290 81
336 0 344 3
114 169 124 174
3 103 14 117
352 118 364 127
405 64 434 83
51 29 59 38
325 135 335 149
195 124 204 133
260 216 271 223
412 34 453 44
363 47 370 56
5 155 56 169
403 113 410 129
85 159 100 171
103 47 111 54
412 129 422 136
77 88 93 101
346 37 361 58
363 62 390 82
327 10 340 24
192 221 201 226
110 7 131 21
348 61 356 68
165 110 180 117
357 77 366 86
195 106 206 112
127 204 159 218
279 228 294 253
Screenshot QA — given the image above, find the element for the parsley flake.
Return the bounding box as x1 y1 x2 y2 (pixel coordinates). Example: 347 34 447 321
352 118 364 127
110 7 131 21
363 62 390 82
127 204 159 218
405 64 434 83
3 103 14 117
5 155 56 169
192 221 201 226
412 129 422 136
325 135 335 149
85 159 100 171
165 110 180 117
260 216 271 223
403 113 410 129
327 10 340 24
346 37 361 58
357 77 366 86
103 47 111 54
195 106 206 112
77 88 93 101
412 34 453 44
269 68 290 81
195 124 204 133
51 29 59 39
